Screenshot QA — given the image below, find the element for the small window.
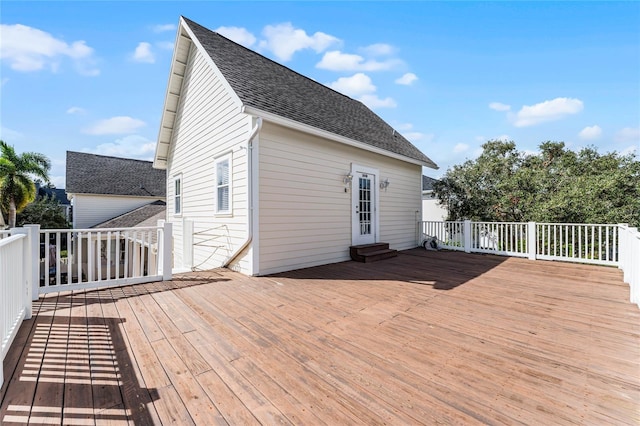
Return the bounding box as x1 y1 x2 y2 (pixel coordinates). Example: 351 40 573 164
174 176 182 215
215 155 231 214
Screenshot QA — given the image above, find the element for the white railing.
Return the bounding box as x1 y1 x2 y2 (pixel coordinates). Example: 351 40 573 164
38 222 173 295
618 225 640 307
1 226 35 388
537 223 619 266
419 220 620 265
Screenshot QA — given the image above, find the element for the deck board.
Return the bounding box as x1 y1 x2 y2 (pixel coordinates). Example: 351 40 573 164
2 249 639 425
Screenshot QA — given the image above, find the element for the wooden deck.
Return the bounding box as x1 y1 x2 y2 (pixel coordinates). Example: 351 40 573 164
2 249 639 425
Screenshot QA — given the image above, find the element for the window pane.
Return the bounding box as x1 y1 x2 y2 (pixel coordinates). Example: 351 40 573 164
217 186 229 212
217 160 229 186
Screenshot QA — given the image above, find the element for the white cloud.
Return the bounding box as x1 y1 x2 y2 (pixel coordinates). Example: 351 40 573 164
66 106 86 115
496 134 510 142
84 135 156 160
361 43 394 56
49 175 65 188
258 23 340 61
395 73 418 86
453 143 469 153
513 97 583 127
403 132 434 143
489 102 511 112
615 127 640 143
359 94 397 109
328 73 376 97
0 24 99 75
153 24 176 33
132 42 155 63
316 50 401 71
0 126 24 140
83 116 146 135
215 26 256 47
156 41 174 50
578 125 602 140
395 123 414 131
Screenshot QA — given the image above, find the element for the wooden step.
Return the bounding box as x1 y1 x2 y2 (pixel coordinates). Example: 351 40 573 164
350 243 397 263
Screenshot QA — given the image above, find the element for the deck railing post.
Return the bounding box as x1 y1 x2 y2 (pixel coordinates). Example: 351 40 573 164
162 221 173 281
11 226 32 319
25 225 40 302
527 222 537 260
183 218 194 270
464 220 471 253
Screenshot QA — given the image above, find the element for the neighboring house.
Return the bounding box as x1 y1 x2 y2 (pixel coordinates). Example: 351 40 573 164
66 151 166 229
153 17 438 276
36 184 72 222
422 175 448 221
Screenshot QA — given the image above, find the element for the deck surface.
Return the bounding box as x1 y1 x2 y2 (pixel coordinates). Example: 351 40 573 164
2 249 639 425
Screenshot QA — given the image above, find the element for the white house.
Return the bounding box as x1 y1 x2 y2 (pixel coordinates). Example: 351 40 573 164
422 175 448 221
153 17 438 276
66 152 166 229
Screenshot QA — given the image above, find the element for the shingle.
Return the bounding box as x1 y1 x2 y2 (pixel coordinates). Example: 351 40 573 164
66 151 166 196
183 17 438 168
92 200 166 229
422 175 438 191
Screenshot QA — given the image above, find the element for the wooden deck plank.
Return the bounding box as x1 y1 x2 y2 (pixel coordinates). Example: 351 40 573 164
3 250 639 425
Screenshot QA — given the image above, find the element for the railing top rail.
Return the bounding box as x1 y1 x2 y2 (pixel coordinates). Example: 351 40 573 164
537 222 620 227
39 226 163 233
0 234 26 248
471 221 528 225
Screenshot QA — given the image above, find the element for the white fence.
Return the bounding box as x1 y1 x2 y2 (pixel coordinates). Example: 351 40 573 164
419 220 639 307
1 227 35 388
1 223 173 387
38 223 172 294
618 225 640 307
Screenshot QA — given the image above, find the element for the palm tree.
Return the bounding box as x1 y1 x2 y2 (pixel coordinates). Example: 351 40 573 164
0 140 51 228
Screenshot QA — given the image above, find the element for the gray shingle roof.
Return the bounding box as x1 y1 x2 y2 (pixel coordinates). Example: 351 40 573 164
422 175 438 191
66 151 166 197
183 17 437 168
92 201 166 229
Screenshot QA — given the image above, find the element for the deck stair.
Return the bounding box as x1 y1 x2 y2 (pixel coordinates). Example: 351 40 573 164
350 243 397 263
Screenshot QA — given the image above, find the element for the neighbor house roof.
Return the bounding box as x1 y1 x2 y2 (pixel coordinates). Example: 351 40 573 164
422 175 438 192
66 151 166 197
92 200 166 229
36 184 70 205
155 17 437 169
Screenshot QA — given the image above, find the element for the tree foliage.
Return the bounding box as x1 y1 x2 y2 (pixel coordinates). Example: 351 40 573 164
0 140 51 228
17 194 70 229
433 140 640 227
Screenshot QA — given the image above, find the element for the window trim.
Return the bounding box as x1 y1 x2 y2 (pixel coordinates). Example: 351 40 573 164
214 153 232 216
173 174 182 217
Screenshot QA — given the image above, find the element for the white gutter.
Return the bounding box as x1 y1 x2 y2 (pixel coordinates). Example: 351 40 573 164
242 105 438 169
223 117 263 269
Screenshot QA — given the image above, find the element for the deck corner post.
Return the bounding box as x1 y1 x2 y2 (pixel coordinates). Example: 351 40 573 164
527 222 537 260
463 220 471 253
162 221 173 281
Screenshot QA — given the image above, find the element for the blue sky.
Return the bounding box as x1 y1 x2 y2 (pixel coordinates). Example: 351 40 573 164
1 1 638 188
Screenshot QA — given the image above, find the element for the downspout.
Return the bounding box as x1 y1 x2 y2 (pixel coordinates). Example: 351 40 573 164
223 116 262 269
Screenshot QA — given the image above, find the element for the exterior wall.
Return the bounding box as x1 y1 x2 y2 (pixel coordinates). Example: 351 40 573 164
72 194 162 229
422 192 448 221
257 122 422 275
165 44 252 274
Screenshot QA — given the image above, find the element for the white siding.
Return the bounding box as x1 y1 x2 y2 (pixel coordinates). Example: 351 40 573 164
72 194 163 229
166 44 252 274
257 122 422 275
422 193 448 221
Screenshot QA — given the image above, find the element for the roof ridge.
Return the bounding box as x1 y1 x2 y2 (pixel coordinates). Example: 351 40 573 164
182 17 358 105
67 150 154 164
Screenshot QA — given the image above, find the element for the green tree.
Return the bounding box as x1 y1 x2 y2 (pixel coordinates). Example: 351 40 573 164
433 140 640 227
16 194 69 229
0 141 51 228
